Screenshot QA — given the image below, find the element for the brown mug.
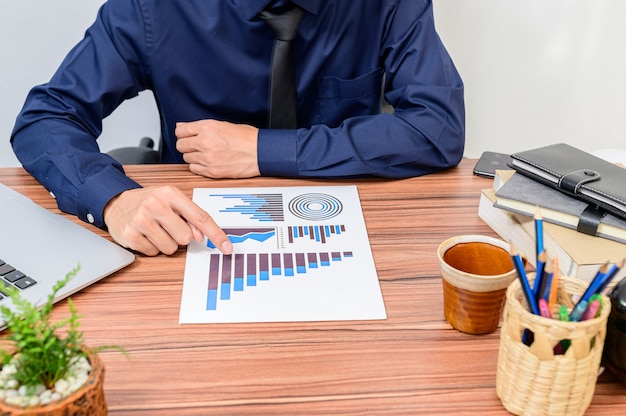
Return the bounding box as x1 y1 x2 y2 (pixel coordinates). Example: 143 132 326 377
437 235 519 334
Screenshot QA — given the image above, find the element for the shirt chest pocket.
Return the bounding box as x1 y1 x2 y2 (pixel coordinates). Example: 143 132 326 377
313 68 383 127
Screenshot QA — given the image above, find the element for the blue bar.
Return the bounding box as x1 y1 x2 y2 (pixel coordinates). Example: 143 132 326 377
247 274 257 286
234 254 244 291
207 290 218 310
295 253 306 274
314 226 320 242
220 283 231 300
325 225 330 236
272 253 282 275
259 254 269 281
247 253 257 287
284 253 294 276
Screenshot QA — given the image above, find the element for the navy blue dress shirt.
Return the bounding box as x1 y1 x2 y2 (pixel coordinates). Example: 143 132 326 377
11 0 464 227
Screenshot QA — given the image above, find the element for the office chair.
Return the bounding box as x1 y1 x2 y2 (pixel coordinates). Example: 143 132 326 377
106 137 160 164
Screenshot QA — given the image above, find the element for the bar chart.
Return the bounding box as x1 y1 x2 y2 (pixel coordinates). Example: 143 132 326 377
287 225 346 244
206 251 354 311
211 193 284 221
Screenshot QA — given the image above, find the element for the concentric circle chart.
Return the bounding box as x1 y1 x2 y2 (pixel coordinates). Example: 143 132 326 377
288 193 343 221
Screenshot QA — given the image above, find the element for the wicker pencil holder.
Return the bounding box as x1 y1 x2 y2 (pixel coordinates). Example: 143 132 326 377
496 275 610 416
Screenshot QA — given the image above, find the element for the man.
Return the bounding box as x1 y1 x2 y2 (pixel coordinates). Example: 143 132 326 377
11 0 464 256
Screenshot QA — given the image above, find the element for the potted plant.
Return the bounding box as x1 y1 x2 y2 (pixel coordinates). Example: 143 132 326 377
0 264 123 415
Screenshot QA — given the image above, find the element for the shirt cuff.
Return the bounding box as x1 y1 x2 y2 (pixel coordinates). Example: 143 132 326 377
257 129 298 176
75 165 141 227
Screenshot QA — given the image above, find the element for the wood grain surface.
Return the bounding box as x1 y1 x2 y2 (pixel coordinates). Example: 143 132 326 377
1 159 625 415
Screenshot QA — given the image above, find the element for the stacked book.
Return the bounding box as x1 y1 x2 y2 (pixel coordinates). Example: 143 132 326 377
478 144 626 283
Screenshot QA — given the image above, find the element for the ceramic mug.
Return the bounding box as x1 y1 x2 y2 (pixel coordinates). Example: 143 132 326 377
438 235 519 335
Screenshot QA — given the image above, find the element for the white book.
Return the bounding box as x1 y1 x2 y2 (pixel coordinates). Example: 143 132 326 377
494 171 626 244
479 179 626 283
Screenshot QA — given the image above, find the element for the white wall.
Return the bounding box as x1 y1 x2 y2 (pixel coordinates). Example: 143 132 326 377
433 0 626 158
2 1 625 167
0 0 159 167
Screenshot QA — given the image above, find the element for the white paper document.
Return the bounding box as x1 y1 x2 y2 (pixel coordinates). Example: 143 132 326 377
179 185 387 323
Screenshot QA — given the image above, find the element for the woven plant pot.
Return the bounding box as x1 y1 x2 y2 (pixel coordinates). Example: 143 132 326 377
0 351 107 416
496 275 610 416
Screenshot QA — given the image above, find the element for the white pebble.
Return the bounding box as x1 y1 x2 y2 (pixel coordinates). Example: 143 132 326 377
54 379 69 395
5 379 18 389
39 389 52 402
26 395 40 407
0 355 93 408
4 389 18 398
5 395 24 406
1 364 16 376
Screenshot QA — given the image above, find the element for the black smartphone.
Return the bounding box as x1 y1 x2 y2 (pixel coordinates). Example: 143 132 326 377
473 151 512 178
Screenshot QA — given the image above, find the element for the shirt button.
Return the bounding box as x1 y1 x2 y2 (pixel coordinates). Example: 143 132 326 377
87 213 95 224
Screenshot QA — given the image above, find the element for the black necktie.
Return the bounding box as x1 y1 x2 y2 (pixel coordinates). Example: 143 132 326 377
259 3 303 129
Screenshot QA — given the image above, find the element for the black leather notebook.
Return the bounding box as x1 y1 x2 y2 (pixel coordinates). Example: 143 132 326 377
509 143 626 221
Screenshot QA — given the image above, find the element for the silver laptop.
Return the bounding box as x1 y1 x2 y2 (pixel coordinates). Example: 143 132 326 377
0 182 134 325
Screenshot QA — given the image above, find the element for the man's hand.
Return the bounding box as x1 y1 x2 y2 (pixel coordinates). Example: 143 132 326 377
175 119 260 178
103 186 233 256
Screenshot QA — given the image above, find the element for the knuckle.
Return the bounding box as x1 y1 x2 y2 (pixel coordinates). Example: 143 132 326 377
159 185 180 196
195 209 212 225
143 246 161 257
160 243 179 256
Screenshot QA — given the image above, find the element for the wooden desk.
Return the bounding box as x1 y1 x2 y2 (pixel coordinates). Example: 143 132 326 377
1 159 625 415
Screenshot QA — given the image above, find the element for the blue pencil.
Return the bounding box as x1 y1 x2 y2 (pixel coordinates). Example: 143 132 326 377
510 245 539 315
570 262 609 321
575 262 609 304
539 258 554 302
532 251 547 300
570 300 589 322
534 207 544 262
594 258 624 294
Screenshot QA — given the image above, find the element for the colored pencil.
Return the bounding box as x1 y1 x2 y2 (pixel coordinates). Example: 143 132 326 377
510 244 539 315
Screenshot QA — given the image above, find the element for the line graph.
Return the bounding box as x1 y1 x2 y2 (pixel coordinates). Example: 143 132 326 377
206 227 276 249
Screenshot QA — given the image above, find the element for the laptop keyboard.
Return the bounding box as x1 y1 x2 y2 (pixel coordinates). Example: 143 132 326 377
0 258 37 299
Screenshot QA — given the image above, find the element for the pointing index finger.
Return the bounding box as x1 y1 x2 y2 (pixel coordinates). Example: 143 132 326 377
175 193 233 255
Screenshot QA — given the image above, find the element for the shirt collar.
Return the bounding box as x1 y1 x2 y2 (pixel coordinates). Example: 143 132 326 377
240 0 321 21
